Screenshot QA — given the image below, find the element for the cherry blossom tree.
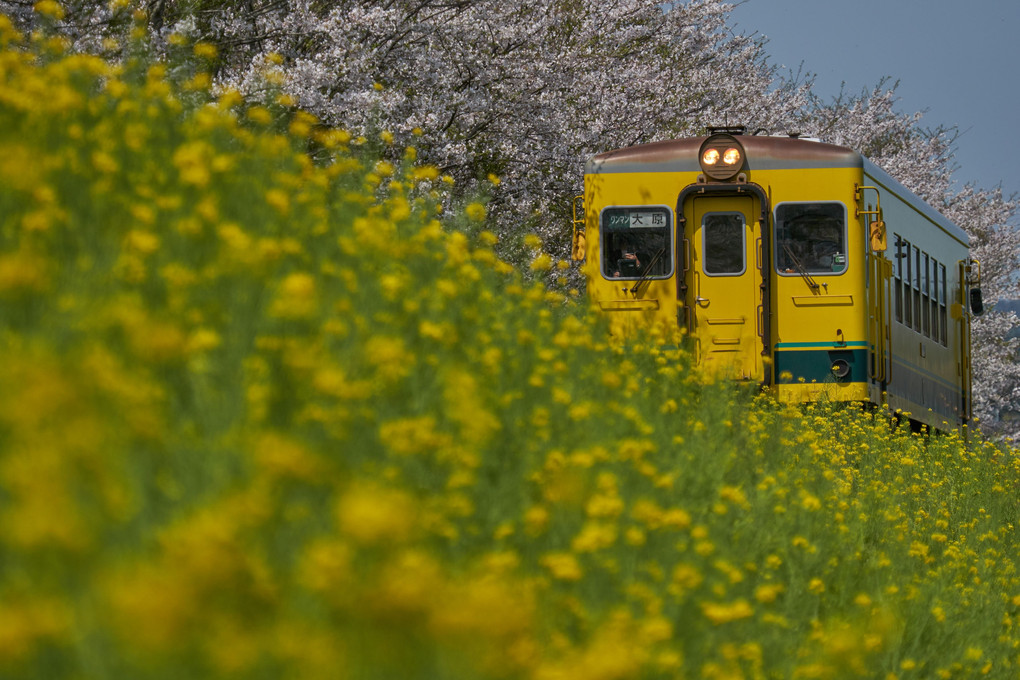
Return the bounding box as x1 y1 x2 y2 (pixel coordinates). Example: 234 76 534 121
180 0 810 257
1 0 811 254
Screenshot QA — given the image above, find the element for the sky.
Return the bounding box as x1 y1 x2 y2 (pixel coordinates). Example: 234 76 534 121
728 0 1020 204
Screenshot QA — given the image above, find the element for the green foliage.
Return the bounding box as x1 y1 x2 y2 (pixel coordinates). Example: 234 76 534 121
1 24 1020 680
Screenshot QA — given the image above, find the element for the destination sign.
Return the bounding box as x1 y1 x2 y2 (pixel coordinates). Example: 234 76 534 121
604 208 669 230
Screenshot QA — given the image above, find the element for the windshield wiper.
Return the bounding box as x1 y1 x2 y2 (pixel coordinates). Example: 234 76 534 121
630 247 666 295
782 243 819 292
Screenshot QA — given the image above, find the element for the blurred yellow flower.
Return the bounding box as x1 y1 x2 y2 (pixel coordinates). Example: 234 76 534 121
193 42 218 59
336 483 415 546
755 583 784 604
541 553 582 581
701 599 753 625
530 253 552 271
33 0 65 19
247 106 273 125
465 202 486 222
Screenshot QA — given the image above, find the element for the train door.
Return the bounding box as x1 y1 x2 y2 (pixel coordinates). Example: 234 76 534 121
686 195 764 380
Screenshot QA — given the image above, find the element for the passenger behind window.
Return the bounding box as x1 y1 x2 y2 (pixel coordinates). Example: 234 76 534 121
614 249 641 277
812 240 841 270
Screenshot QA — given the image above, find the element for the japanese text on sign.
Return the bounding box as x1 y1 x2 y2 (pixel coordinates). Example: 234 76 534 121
606 210 666 229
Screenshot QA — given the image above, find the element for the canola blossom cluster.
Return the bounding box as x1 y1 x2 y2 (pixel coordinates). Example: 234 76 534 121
3 18 1020 680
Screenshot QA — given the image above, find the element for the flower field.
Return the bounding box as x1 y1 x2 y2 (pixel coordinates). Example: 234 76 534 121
2 21 1020 679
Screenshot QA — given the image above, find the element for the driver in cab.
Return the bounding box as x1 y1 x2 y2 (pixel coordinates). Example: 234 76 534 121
613 249 641 277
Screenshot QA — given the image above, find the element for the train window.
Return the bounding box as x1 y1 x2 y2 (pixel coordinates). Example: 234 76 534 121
940 263 948 345
904 241 912 329
894 234 904 323
913 246 922 330
774 202 847 275
702 212 746 275
922 253 931 337
599 205 673 280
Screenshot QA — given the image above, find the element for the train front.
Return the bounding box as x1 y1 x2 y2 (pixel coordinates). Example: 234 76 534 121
579 128 872 401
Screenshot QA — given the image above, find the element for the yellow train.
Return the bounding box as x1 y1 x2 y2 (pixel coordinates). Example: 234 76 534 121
573 127 983 430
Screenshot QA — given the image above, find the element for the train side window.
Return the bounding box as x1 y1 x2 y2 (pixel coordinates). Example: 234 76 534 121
922 253 931 337
903 240 912 329
918 245 926 330
939 263 948 345
894 234 904 323
702 212 746 275
599 206 673 280
934 258 943 344
774 202 847 275
930 258 939 344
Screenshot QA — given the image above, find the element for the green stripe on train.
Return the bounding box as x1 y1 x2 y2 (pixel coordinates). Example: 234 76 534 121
774 348 869 385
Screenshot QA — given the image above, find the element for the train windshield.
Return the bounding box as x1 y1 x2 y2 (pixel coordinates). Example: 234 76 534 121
774 202 847 275
600 206 672 280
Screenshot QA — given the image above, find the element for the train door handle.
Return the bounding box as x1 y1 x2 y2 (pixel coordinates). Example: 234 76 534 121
695 296 710 307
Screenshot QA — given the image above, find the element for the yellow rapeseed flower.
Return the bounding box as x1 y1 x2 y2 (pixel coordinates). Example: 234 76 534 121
701 600 753 625
465 202 486 222
34 0 65 19
524 505 549 535
412 165 439 182
541 552 583 581
0 251 51 296
265 188 290 216
336 482 414 545
193 42 218 59
571 521 618 552
755 583 784 603
125 229 160 255
247 106 273 126
530 253 552 271
172 140 213 187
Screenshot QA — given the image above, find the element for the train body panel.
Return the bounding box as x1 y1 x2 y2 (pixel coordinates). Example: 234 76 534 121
763 167 869 406
861 162 970 428
579 130 977 431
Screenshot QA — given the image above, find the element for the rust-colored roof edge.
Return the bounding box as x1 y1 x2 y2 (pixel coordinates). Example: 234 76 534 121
585 136 862 175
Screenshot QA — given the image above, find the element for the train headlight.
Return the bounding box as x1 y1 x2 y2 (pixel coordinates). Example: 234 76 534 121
698 133 746 181
831 359 851 379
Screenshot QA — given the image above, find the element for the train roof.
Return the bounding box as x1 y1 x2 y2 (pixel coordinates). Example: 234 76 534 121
585 135 860 175
860 157 969 247
586 135 969 247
